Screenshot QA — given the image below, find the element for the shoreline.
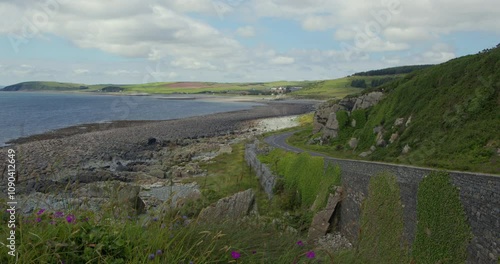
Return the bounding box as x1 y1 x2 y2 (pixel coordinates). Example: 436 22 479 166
3 100 317 146
0 101 317 186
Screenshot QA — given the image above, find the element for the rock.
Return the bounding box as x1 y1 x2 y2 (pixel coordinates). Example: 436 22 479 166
359 151 371 157
351 119 357 128
405 115 412 127
218 145 232 154
373 126 383 134
307 187 343 241
375 131 384 142
370 145 376 152
352 92 385 111
402 144 411 154
198 189 256 223
147 137 157 145
348 138 359 149
325 112 340 130
376 139 387 147
394 118 405 127
389 133 399 144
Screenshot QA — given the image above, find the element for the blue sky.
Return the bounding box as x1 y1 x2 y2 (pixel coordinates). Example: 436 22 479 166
0 0 499 85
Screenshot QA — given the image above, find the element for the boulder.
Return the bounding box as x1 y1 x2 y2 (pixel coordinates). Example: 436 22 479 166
307 187 343 241
389 133 399 144
198 189 256 223
348 138 359 149
402 144 411 154
373 126 383 134
394 118 405 127
359 151 372 157
405 116 412 127
376 139 387 147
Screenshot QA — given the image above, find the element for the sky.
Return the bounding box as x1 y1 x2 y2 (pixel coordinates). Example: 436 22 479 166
0 0 499 85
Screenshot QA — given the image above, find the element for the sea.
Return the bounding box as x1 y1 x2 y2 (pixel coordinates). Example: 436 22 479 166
0 92 260 147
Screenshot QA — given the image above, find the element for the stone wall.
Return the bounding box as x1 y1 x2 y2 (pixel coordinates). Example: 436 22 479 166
244 142 277 199
245 140 499 263
324 158 500 264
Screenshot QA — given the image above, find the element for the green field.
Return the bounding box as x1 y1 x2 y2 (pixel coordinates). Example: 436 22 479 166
2 76 407 100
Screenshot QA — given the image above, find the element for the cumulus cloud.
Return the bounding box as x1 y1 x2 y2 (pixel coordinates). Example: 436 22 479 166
0 0 499 84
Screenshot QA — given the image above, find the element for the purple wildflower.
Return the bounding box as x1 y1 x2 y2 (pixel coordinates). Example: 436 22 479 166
156 249 162 255
37 209 46 215
306 251 315 259
36 218 42 223
182 215 188 220
252 250 257 254
54 211 64 218
296 240 304 246
231 251 241 259
148 253 155 260
66 214 75 223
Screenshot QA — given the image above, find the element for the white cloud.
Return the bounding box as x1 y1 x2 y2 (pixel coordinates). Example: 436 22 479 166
269 56 295 65
236 26 255 37
73 69 90 75
0 0 499 85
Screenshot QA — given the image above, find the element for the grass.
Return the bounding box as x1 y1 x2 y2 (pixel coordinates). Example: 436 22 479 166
285 47 500 174
0 141 333 263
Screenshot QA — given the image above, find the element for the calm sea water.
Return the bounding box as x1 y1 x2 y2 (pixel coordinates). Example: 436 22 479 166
0 92 260 146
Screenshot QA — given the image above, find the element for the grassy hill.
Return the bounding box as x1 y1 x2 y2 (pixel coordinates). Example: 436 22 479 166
2 73 416 100
292 46 500 174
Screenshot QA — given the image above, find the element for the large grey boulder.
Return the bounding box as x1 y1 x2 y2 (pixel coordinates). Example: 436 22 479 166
197 189 256 223
307 187 343 241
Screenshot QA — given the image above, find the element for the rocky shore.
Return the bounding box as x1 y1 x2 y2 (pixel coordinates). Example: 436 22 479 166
0 101 315 215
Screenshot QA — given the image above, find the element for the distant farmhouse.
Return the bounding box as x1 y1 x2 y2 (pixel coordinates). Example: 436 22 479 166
270 86 303 94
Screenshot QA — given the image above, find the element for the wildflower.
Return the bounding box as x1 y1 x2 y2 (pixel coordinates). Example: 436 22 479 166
231 251 241 259
182 215 188 220
153 217 158 222
252 250 257 254
36 218 42 223
66 214 75 223
148 253 155 260
160 223 166 229
54 211 64 218
37 209 46 215
306 251 315 259
156 249 163 255
296 240 304 246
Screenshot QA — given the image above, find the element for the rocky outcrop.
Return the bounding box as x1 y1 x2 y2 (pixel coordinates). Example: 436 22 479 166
313 92 385 139
307 187 343 241
352 92 384 111
197 189 257 223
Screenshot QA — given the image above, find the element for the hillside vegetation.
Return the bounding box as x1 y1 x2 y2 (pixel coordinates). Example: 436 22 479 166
293 45 500 174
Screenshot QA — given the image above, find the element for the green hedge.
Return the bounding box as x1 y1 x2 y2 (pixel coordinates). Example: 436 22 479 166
412 171 471 263
356 172 408 263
